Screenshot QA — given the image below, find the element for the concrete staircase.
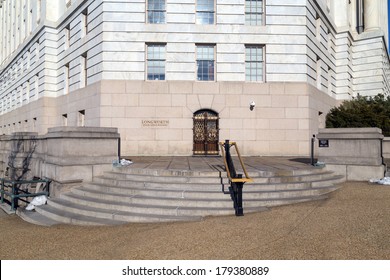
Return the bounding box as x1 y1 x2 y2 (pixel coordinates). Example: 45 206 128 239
18 165 344 226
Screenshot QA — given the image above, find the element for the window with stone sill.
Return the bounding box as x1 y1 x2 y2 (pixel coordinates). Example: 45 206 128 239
245 0 264 26
196 45 215 81
147 0 166 24
196 0 215 24
245 45 264 82
147 44 166 80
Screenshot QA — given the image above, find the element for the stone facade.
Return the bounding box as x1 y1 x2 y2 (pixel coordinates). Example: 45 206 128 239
0 0 389 156
317 128 386 181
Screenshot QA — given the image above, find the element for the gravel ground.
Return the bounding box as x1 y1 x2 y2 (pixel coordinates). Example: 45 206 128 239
0 181 389 260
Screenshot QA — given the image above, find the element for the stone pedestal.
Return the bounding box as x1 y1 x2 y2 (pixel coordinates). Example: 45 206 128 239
42 127 120 196
0 127 120 197
317 128 385 181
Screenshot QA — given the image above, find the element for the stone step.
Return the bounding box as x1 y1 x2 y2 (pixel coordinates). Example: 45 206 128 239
250 194 330 207
80 183 226 199
111 165 327 177
78 183 338 200
91 174 344 192
62 191 233 208
56 192 268 217
62 187 334 209
100 169 337 185
102 171 230 184
34 204 127 226
16 208 60 227
248 175 345 191
46 198 203 223
23 163 342 226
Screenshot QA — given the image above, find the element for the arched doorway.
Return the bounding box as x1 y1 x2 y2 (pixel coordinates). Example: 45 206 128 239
193 109 219 155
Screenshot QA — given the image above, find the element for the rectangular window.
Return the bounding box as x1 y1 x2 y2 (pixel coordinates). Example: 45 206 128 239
147 44 166 80
245 45 264 82
80 53 87 88
26 80 30 103
64 63 70 94
35 41 39 62
64 24 70 49
78 110 85 127
62 114 68 126
147 0 166 24
196 0 215 24
196 45 215 81
245 0 264 25
81 8 88 36
34 74 39 99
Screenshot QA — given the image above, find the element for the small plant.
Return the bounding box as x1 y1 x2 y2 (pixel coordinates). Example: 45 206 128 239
326 94 390 136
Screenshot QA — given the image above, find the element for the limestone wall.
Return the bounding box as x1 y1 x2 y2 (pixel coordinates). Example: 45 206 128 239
0 126 120 197
317 127 386 181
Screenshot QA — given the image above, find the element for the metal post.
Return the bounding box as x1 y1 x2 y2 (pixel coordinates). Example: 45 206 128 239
311 134 316 166
224 140 237 178
11 183 16 210
0 178 3 204
118 137 121 162
234 174 244 216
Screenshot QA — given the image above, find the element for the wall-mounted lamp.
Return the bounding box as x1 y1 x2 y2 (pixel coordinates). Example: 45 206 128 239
249 101 255 111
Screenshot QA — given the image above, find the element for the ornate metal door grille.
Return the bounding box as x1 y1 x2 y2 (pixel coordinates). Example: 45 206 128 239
193 110 219 155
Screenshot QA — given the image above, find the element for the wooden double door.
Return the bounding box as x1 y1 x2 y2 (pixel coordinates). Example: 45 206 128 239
193 110 219 155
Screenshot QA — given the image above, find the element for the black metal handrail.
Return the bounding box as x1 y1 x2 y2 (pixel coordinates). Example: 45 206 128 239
219 140 253 216
0 178 51 211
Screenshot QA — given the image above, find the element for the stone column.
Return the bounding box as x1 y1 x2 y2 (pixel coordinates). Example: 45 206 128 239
364 0 380 31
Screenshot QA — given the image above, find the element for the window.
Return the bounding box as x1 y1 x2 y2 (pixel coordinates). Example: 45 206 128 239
35 41 39 62
26 80 30 103
80 53 87 88
245 45 264 82
33 118 37 131
64 24 70 49
81 8 88 36
64 63 70 94
62 114 68 126
316 13 321 39
78 110 85 127
196 0 214 24
316 56 321 89
196 45 215 81
34 74 39 99
147 0 166 24
245 0 264 25
147 44 166 80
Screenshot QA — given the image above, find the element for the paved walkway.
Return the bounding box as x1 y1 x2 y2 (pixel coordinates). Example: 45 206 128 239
0 181 389 259
124 156 316 173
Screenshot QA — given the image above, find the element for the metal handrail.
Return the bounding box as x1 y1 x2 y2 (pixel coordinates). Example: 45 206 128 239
0 178 51 211
219 141 253 183
219 140 253 216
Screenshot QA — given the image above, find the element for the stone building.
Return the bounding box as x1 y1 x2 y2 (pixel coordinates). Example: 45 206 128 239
0 0 389 156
